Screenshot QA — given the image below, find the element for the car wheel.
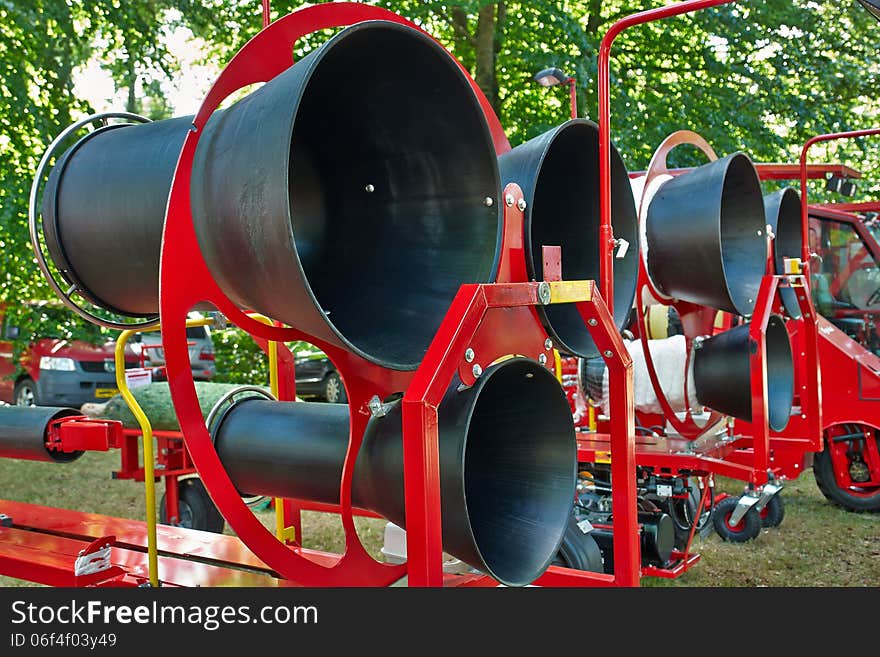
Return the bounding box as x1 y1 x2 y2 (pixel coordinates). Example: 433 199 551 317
13 378 38 407
323 372 347 404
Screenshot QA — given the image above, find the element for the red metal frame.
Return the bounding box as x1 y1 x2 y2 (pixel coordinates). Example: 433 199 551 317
598 0 739 329
800 129 880 265
152 3 638 588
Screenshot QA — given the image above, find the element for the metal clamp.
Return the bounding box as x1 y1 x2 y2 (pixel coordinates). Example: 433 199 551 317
29 111 159 331
74 541 113 577
753 478 784 514
727 491 761 527
205 385 277 434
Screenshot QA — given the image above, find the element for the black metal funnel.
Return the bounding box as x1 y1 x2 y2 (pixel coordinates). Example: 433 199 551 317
212 357 577 587
645 153 766 315
764 188 803 318
692 315 794 431
42 21 501 369
498 119 639 357
191 21 501 370
0 406 83 463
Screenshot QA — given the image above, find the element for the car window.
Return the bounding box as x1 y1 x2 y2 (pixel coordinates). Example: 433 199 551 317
186 327 208 340
810 217 880 311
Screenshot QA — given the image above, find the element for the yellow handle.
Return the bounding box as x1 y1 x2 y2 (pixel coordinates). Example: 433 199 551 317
246 313 289 542
115 317 212 587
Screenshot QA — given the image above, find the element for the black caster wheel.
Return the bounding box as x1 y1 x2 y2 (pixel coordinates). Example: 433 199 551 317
758 493 785 528
160 478 225 534
712 496 761 542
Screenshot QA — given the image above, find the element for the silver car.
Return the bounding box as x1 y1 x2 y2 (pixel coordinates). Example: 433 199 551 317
138 325 215 381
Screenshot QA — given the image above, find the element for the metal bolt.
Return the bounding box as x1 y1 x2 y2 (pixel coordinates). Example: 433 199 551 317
537 282 551 305
544 338 553 350
483 196 494 207
748 298 753 304
465 348 475 362
538 353 547 365
365 183 375 193
368 395 388 418
517 198 527 211
505 194 514 207
603 350 613 358
472 364 483 378
756 229 763 236
587 318 598 326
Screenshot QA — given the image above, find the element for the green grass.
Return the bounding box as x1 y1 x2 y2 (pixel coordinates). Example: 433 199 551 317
0 450 877 586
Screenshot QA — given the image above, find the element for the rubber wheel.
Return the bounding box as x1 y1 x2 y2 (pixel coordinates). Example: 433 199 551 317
552 517 604 573
159 478 225 533
13 377 39 407
323 372 347 404
813 438 880 512
712 496 761 542
758 493 785 528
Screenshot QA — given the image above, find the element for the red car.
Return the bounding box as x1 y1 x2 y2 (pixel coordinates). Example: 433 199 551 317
0 304 138 408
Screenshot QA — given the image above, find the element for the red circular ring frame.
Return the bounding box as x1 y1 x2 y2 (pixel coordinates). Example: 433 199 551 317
159 3 511 585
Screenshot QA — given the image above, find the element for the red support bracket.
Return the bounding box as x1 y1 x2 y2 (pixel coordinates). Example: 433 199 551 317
46 417 123 454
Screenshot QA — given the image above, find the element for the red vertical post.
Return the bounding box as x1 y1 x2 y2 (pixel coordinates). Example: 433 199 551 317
800 129 880 269
262 0 271 28
577 290 638 586
400 401 444 586
569 78 577 119
597 0 738 334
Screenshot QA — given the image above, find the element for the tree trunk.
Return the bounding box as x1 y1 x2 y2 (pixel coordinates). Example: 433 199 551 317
474 3 499 116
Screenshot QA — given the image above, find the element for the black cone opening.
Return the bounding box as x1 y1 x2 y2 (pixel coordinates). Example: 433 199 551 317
693 314 794 431
463 359 577 586
500 120 639 357
764 188 803 318
719 154 767 315
289 22 501 367
765 315 795 431
646 153 766 315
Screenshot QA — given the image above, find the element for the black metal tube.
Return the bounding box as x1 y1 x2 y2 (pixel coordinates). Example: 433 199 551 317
646 153 766 315
764 188 803 318
0 406 83 463
41 22 501 370
42 117 192 317
693 314 794 431
498 119 639 357
212 357 577 587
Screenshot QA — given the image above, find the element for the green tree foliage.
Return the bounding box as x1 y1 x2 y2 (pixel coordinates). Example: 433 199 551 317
1 1 877 383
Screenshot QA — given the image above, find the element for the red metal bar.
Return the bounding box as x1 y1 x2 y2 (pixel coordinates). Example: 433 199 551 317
800 129 880 264
748 276 780 482
164 474 180 526
262 0 271 28
642 551 701 578
576 294 639 586
811 201 880 214
569 78 577 119
598 0 739 323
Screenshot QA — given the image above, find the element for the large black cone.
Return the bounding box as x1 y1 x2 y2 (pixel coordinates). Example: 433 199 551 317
42 21 501 370
693 315 794 431
645 153 766 315
212 358 577 587
498 119 639 357
764 188 803 318
191 21 501 370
